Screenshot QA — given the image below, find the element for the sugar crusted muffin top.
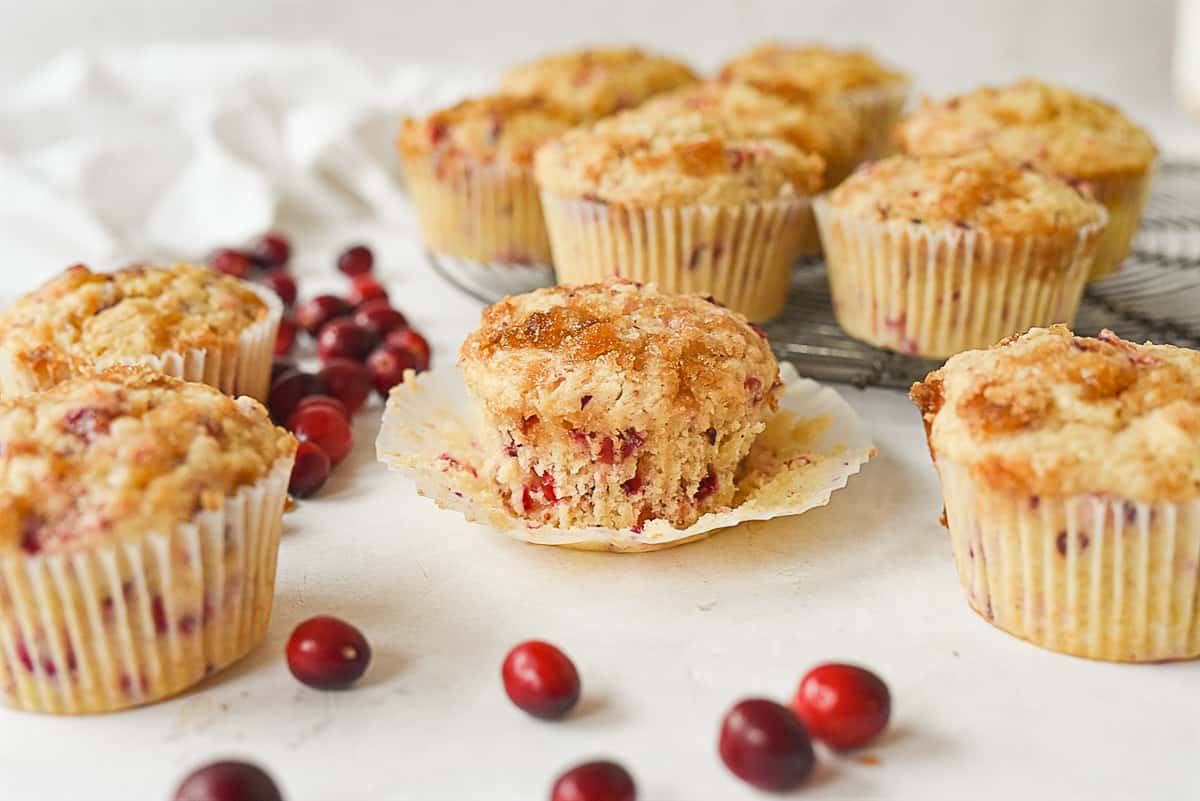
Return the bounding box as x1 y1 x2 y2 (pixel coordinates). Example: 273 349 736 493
501 47 698 121
718 42 908 96
0 366 296 555
0 263 270 374
399 93 577 168
826 151 1105 237
534 112 823 205
911 326 1200 502
893 79 1157 180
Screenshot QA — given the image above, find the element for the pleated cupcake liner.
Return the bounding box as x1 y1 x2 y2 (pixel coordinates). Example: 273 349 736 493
0 283 282 402
540 193 813 322
937 457 1200 662
1085 165 1155 282
376 362 875 552
0 456 293 714
815 196 1106 359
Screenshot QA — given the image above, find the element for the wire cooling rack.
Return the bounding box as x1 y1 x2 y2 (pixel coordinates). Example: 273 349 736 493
764 160 1200 389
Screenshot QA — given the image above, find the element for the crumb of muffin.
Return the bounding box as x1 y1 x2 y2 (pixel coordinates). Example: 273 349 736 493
718 42 908 96
911 325 1200 501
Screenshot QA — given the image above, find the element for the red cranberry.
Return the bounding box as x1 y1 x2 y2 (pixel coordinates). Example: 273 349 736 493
317 359 373 416
271 359 295 384
501 640 580 720
353 300 408 338
286 615 371 690
289 403 353 465
718 698 815 792
274 317 298 357
173 760 282 801
250 231 291 268
261 269 297 307
294 394 349 421
348 276 388 307
288 441 331 498
791 663 891 750
366 345 417 398
268 369 322 425
384 328 431 371
550 761 636 801
210 248 253 278
296 294 353 336
337 244 374 276
316 318 376 363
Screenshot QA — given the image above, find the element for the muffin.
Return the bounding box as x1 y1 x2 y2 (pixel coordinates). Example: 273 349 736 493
893 79 1157 281
911 326 1200 662
0 366 296 713
815 151 1106 358
534 113 824 321
0 263 280 400
399 94 577 299
718 43 910 162
501 47 698 122
459 282 781 531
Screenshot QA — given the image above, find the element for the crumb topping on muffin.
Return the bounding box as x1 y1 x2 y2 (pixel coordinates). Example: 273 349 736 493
911 325 1200 502
534 114 823 205
718 42 908 96
893 79 1157 180
827 151 1105 236
0 366 296 554
399 93 577 169
501 47 698 121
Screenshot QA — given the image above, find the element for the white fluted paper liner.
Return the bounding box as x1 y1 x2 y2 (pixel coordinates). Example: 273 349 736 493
937 457 1200 662
376 362 875 552
1086 164 1155 282
0 455 293 714
0 282 282 402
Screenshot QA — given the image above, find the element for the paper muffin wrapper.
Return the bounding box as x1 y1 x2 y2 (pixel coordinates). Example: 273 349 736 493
844 81 911 161
1085 166 1154 282
541 193 814 322
376 363 875 553
936 457 1200 662
0 456 293 714
0 283 282 402
815 197 1106 359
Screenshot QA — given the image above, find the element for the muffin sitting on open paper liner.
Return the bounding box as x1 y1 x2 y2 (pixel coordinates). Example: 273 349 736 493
377 282 874 552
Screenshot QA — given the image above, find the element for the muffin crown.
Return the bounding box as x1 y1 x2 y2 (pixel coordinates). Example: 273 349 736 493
894 79 1157 180
912 326 1200 502
827 151 1105 237
0 366 296 554
718 42 908 95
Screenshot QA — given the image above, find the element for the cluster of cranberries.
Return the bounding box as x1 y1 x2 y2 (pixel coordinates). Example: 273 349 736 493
209 232 432 500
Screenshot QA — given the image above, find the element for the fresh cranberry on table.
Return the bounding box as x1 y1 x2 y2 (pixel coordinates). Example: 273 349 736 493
210 248 253 278
501 640 581 720
296 294 353 336
550 760 636 801
353 300 408 338
289 403 353 465
261 269 297 307
317 358 374 416
383 328 431 371
271 359 295 384
294 394 349 421
316 318 376 363
337 244 374 277
366 345 418 398
173 760 283 801
288 440 331 498
718 698 815 792
274 317 298 357
250 231 291 268
348 275 388 307
268 369 323 425
286 615 371 690
791 663 891 751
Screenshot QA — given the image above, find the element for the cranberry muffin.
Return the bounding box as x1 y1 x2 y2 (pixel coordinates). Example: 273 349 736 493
459 282 780 531
911 326 1200 661
894 79 1157 280
0 366 296 713
816 151 1105 358
0 263 280 400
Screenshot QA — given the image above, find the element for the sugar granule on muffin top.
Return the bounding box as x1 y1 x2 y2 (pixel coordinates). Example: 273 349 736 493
459 282 781 530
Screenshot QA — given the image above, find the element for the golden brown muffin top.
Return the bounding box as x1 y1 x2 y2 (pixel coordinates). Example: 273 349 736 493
718 42 908 96
501 47 698 121
911 326 1200 502
893 79 1157 180
825 151 1105 237
0 366 296 555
